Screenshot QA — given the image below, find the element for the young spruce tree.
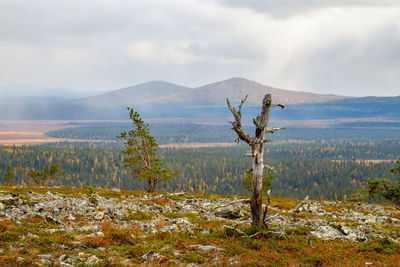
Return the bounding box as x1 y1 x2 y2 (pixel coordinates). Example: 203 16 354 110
27 163 64 186
4 164 16 185
367 157 400 208
118 107 177 192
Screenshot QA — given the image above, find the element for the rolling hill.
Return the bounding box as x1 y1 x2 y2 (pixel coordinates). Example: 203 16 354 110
76 81 189 106
0 78 399 122
76 77 348 106
152 77 348 104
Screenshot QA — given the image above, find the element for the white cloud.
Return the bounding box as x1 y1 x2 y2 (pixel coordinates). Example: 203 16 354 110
125 41 204 65
0 0 399 96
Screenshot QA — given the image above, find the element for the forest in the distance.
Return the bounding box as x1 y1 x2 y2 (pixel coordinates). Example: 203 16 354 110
45 122 400 143
1 123 400 201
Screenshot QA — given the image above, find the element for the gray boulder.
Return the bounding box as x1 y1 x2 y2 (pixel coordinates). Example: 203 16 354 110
311 226 344 240
214 208 243 219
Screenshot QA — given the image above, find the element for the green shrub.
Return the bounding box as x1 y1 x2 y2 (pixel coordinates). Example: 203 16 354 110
181 251 206 264
87 185 96 195
286 226 314 236
303 254 327 266
126 210 153 221
0 232 20 242
367 157 400 208
359 238 400 255
108 231 135 245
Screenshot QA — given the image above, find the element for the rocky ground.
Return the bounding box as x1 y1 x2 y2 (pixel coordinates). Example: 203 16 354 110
0 187 400 266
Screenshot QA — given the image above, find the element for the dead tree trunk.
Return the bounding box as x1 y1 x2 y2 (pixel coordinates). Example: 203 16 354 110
227 94 285 226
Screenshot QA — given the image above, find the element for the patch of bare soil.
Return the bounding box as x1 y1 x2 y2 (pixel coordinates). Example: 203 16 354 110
0 120 114 145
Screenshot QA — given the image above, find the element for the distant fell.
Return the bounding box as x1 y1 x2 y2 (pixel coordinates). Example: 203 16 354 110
152 77 348 104
8 78 395 120
76 78 347 106
76 81 189 106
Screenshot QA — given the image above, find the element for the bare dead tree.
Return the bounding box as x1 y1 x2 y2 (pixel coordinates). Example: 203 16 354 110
227 94 285 226
288 195 309 221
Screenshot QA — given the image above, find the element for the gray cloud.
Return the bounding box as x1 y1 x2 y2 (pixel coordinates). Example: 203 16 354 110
215 0 400 17
0 0 399 97
304 25 400 96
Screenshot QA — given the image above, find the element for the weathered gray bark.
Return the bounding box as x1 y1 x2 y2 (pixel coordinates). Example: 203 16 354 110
148 179 155 193
227 94 284 225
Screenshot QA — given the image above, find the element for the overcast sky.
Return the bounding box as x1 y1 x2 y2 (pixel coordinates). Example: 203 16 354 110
0 0 399 97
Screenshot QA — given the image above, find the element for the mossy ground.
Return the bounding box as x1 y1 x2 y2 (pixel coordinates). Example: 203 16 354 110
0 185 399 266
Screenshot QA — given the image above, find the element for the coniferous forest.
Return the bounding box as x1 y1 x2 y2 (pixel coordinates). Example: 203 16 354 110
1 124 399 201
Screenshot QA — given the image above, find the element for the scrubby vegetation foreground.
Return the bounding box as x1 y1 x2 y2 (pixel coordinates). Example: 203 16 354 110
0 186 400 266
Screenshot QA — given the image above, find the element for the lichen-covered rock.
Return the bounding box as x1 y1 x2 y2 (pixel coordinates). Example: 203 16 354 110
311 225 344 240
191 244 223 252
299 203 326 215
141 251 164 263
0 190 399 246
214 208 243 219
86 255 101 265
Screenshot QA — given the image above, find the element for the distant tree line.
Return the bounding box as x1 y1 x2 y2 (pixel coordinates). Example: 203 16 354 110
45 124 400 144
1 140 398 200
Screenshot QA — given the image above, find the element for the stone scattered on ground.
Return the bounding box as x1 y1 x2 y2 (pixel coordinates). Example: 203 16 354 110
0 189 399 265
191 244 224 252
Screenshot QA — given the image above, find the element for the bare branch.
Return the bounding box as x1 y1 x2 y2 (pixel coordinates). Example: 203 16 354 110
226 95 248 122
266 127 285 134
264 164 274 170
234 127 253 144
248 232 262 238
226 97 253 144
226 98 241 123
237 95 248 118
288 195 309 220
262 190 271 230
272 103 286 109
